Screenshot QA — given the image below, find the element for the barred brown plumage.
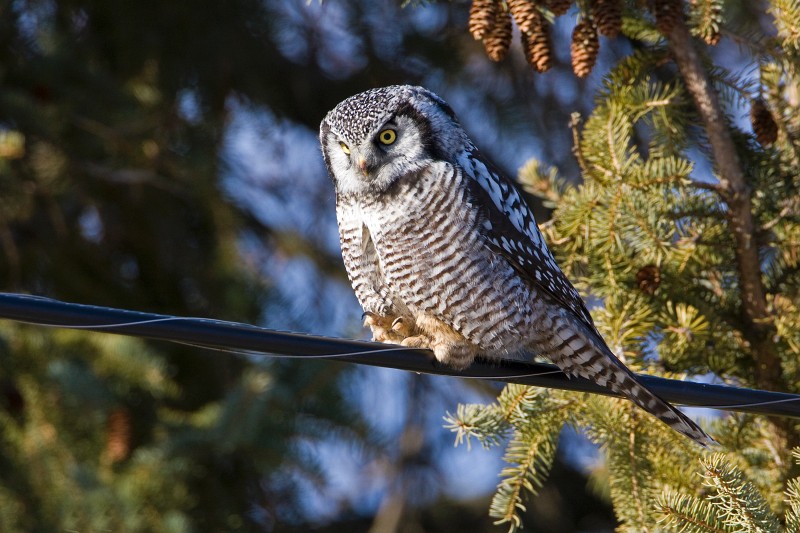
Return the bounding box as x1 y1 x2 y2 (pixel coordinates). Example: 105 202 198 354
320 85 715 446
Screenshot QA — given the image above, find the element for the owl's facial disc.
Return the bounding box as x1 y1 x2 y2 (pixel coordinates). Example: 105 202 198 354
355 128 397 175
322 103 441 197
350 115 431 192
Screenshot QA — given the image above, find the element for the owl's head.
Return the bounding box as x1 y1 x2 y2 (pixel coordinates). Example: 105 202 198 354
320 85 467 197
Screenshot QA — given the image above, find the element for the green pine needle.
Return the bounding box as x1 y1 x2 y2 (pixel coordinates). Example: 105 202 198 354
700 454 782 533
657 487 732 533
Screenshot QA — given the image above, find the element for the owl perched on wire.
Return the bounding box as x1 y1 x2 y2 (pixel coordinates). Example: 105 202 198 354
319 85 713 446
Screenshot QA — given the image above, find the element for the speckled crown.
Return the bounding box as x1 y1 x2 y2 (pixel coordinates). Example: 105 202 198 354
322 85 448 142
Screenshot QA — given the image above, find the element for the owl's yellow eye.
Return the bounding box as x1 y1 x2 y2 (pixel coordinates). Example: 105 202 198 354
340 142 350 154
378 129 397 145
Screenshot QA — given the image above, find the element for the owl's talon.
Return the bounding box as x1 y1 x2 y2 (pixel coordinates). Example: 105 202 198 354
391 317 414 337
363 311 379 327
362 312 411 343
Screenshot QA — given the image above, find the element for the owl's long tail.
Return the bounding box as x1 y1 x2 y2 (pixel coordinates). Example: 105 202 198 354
544 310 715 447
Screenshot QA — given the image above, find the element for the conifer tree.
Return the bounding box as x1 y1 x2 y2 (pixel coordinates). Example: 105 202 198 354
450 1 800 530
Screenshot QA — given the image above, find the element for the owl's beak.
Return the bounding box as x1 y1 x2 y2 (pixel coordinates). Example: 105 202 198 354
356 157 368 176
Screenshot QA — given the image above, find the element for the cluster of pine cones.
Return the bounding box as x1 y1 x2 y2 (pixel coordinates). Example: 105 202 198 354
468 0 720 78
469 0 620 78
470 1 777 149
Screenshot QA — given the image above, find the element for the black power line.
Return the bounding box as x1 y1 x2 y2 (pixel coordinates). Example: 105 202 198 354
0 292 798 418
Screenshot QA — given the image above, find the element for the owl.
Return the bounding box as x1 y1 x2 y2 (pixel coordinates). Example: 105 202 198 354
320 85 712 446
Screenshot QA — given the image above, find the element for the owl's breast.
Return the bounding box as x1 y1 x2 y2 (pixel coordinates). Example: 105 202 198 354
361 163 534 352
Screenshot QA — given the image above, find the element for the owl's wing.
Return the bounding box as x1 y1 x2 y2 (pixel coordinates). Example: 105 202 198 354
459 152 596 331
335 195 396 316
458 156 715 447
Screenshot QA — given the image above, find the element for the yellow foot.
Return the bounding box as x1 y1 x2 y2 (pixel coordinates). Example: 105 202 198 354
390 317 415 338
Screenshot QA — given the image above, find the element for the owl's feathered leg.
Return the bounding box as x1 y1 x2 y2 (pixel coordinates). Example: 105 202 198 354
401 314 479 370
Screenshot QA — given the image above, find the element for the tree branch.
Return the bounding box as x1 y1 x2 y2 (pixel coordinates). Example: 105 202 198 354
664 6 797 452
664 11 784 393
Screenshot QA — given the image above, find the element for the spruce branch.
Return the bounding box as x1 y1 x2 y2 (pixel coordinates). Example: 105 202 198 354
688 181 723 193
445 403 507 450
657 487 731 533
626 409 649 529
700 453 782 533
663 2 785 401
786 476 800 532
516 159 566 207
770 0 800 51
498 384 542 424
489 414 562 533
569 112 590 175
786 449 800 530
580 397 668 531
687 0 723 46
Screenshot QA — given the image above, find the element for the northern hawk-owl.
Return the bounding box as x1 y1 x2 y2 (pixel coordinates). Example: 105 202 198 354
320 85 712 446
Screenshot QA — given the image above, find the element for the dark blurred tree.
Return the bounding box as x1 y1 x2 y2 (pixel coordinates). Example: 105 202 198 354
0 0 618 531
0 1 367 528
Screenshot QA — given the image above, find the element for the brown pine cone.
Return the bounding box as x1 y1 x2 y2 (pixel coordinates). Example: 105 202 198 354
509 0 539 33
483 7 513 62
636 264 662 295
592 0 622 38
469 0 498 40
545 0 573 16
521 13 552 72
571 20 599 78
105 407 133 462
751 98 778 146
654 0 684 35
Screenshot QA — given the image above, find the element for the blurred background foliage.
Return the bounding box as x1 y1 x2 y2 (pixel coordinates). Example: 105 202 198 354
0 0 792 531
0 0 616 531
